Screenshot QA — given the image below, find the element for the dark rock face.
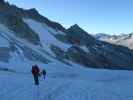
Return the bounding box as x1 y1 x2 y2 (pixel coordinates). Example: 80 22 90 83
65 24 95 45
0 1 65 31
50 25 133 70
0 14 40 45
21 46 50 63
66 46 94 66
64 42 133 69
50 45 66 59
0 3 41 45
50 44 71 65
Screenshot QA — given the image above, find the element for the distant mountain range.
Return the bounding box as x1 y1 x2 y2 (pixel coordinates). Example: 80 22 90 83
95 33 133 49
0 0 133 70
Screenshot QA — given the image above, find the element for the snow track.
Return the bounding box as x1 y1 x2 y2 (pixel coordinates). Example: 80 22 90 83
1 68 133 100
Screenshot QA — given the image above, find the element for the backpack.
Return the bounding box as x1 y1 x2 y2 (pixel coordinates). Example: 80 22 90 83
32 65 40 75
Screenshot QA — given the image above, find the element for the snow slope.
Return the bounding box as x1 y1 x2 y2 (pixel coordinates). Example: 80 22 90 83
0 63 133 100
0 21 65 71
23 19 71 53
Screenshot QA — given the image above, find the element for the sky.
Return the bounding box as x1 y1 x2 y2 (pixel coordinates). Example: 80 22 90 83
5 0 133 34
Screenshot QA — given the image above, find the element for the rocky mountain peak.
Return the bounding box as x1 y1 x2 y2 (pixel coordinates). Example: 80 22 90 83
71 24 80 28
69 24 83 31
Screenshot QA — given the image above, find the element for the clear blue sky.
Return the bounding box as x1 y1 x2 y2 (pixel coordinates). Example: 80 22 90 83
5 0 133 34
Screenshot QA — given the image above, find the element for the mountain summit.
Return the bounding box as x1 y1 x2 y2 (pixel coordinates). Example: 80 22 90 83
70 24 80 29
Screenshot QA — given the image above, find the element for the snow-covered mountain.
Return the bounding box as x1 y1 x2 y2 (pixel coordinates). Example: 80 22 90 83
95 33 133 50
0 1 133 70
94 33 113 39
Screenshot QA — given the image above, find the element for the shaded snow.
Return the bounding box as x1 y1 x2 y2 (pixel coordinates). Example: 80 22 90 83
0 62 133 100
0 23 56 65
23 19 71 55
0 36 9 47
0 24 10 47
81 46 90 53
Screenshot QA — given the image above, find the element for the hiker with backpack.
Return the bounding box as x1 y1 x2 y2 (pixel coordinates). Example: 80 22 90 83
31 64 47 86
31 65 40 86
41 69 46 80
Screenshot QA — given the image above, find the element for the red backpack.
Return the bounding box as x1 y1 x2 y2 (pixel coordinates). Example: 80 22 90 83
32 65 40 76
